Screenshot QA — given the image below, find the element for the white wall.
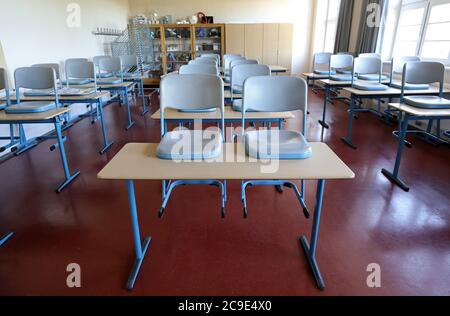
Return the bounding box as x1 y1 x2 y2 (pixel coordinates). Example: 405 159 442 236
128 0 315 74
0 0 130 154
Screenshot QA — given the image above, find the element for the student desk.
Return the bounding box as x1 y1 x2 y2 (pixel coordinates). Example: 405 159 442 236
151 106 295 132
301 72 329 93
340 86 450 149
381 103 450 192
3 92 113 155
73 82 136 130
317 79 391 131
0 108 80 192
98 142 355 290
270 65 288 74
123 75 150 116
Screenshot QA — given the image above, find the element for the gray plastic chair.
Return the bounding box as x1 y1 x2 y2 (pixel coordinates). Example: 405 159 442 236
359 53 381 59
93 55 114 78
312 52 333 75
0 68 10 110
189 58 218 68
401 61 450 109
98 56 124 84
200 54 220 66
65 60 97 87
229 59 259 90
6 67 59 114
329 54 354 81
390 56 429 90
224 55 245 78
230 64 271 111
120 55 141 78
351 57 388 91
32 63 61 85
179 64 219 75
356 53 388 81
240 75 311 218
156 74 227 218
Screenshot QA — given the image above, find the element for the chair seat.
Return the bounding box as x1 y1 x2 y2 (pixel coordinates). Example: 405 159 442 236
157 129 223 160
390 81 430 90
245 130 312 160
123 72 141 78
60 79 91 85
97 73 113 78
336 68 352 74
352 82 389 91
330 74 353 81
179 108 217 113
404 96 450 109
0 103 6 111
357 74 388 81
314 70 336 75
97 77 122 85
5 101 55 114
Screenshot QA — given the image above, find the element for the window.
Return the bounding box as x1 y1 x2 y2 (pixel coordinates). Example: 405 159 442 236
421 1 450 60
390 0 450 63
312 0 342 53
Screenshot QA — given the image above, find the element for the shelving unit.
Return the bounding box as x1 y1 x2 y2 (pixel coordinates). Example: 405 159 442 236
141 23 225 83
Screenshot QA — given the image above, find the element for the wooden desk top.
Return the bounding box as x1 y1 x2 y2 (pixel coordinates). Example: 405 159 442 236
98 143 355 181
224 90 242 99
0 108 70 122
301 72 329 79
151 106 295 121
270 65 288 73
319 79 390 86
343 86 450 96
388 103 450 117
1 91 108 102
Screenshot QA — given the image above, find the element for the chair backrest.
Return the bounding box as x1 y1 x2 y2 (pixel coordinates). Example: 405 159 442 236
65 60 97 89
14 67 59 104
66 58 89 64
312 52 332 71
401 61 445 98
32 63 61 80
231 64 271 91
223 54 241 65
189 58 218 67
120 55 138 69
392 56 420 74
179 64 219 75
160 74 225 136
242 76 308 134
224 56 245 72
359 53 381 59
230 59 258 70
0 68 10 105
99 56 122 74
200 54 220 65
330 54 353 71
352 57 383 84
93 55 109 67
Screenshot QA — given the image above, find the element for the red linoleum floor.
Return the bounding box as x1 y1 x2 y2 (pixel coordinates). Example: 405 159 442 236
0 90 449 296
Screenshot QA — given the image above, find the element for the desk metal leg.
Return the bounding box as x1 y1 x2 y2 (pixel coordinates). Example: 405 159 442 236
14 124 38 155
319 86 330 130
54 119 81 193
97 98 114 155
140 80 149 116
0 232 13 247
341 95 358 149
300 179 326 290
124 90 136 130
126 180 152 290
381 113 410 192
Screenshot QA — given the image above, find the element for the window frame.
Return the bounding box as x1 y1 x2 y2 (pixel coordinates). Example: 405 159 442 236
392 0 450 64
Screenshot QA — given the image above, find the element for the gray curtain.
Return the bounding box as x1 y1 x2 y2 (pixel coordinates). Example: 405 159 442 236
355 0 386 54
334 0 355 54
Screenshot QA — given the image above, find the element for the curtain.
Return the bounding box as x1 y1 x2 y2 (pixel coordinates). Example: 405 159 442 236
334 0 355 54
355 0 386 55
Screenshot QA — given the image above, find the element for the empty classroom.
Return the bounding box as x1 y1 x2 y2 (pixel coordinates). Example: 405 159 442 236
0 0 449 299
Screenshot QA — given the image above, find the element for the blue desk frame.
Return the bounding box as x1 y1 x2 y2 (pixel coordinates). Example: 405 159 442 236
123 177 326 290
381 110 450 192
0 112 80 193
341 90 448 150
124 77 149 116
98 84 136 130
3 94 114 155
0 232 13 247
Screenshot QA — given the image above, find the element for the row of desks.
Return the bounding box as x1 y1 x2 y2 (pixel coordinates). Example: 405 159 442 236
301 72 450 192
